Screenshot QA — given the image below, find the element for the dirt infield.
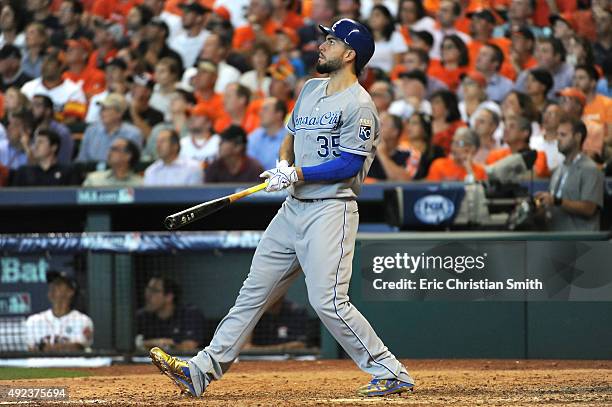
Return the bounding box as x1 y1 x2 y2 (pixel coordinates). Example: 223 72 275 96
2 359 611 406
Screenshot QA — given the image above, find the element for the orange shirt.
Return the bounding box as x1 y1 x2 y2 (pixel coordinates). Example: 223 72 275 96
91 0 139 20
534 0 577 27
195 92 224 115
432 121 466 155
426 157 487 181
583 94 612 125
428 60 469 92
87 49 118 71
232 21 280 53
278 11 304 30
214 111 260 135
63 67 106 99
582 119 605 158
486 148 550 178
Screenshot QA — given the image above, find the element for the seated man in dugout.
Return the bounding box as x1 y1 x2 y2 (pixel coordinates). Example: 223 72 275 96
25 270 94 352
135 276 206 352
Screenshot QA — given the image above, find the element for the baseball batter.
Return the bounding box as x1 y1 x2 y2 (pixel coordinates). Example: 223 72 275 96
151 19 415 398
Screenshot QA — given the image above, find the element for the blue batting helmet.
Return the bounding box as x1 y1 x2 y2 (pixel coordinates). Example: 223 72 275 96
319 19 375 73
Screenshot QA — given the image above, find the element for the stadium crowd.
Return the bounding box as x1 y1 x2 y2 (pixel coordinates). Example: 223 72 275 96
0 0 609 220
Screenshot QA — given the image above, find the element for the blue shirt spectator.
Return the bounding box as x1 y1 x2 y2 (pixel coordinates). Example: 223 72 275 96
247 97 288 170
76 93 142 163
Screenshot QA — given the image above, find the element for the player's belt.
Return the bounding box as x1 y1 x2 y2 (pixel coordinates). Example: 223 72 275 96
290 195 355 203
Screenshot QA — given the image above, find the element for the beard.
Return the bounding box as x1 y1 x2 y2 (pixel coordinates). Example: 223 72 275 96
316 57 343 74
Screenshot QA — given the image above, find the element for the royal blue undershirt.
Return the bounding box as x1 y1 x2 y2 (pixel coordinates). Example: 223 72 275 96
301 151 366 181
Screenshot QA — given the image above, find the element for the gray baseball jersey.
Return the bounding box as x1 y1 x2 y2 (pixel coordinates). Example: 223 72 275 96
187 79 413 397
286 78 379 199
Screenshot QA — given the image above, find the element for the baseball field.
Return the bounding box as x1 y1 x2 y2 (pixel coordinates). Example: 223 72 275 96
1 359 611 406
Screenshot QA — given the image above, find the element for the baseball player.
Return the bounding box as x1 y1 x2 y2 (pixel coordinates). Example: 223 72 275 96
150 19 415 398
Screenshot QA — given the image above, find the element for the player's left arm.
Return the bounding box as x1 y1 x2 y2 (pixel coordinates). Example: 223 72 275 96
296 106 375 181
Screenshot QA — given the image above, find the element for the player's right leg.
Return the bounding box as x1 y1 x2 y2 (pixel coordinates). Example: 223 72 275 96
151 200 301 397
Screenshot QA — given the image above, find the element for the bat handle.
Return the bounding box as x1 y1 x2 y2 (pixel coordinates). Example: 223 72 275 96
164 215 178 230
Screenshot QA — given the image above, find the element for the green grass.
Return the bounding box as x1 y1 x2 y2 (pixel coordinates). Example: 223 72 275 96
0 367 91 380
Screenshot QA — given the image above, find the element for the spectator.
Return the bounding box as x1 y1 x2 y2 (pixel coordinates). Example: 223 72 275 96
472 108 501 165
501 90 541 141
297 0 337 72
25 270 93 352
232 0 277 53
492 0 549 39
243 296 308 351
189 59 224 113
125 4 154 48
140 18 183 73
50 0 93 47
467 10 511 77
535 117 604 231
88 19 121 70
198 32 241 94
573 64 612 126
2 87 30 124
271 27 305 78
388 70 431 121
487 114 549 178
410 29 434 54
267 62 296 114
367 5 407 72
150 57 181 118
338 0 361 21
508 26 537 76
141 0 182 42
595 54 612 98
205 125 263 183
592 7 611 68
0 45 32 92
144 128 202 186
430 89 465 155
135 276 205 351
168 2 210 69
62 37 106 99
216 82 259 135
369 80 394 114
368 112 411 181
11 128 77 186
458 70 488 122
427 127 487 182
391 48 447 96
557 87 606 161
525 68 554 114
247 97 287 170
431 0 471 59
0 109 34 170
271 0 304 29
396 0 435 39
550 14 574 54
85 58 130 124
144 89 195 161
0 3 26 49
180 103 220 166
475 43 513 103
515 37 574 100
429 34 470 92
77 93 142 163
83 137 142 186
31 94 73 164
530 102 565 172
404 112 445 179
22 22 48 79
567 35 596 69
21 51 88 125
240 42 273 98
125 73 164 139
26 0 60 32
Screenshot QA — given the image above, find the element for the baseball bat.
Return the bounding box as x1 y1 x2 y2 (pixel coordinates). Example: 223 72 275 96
164 182 268 230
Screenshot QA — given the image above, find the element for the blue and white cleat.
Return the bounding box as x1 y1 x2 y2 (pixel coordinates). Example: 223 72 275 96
150 347 197 397
356 378 414 397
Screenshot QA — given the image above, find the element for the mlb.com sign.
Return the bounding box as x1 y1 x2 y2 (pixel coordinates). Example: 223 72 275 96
414 195 455 225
